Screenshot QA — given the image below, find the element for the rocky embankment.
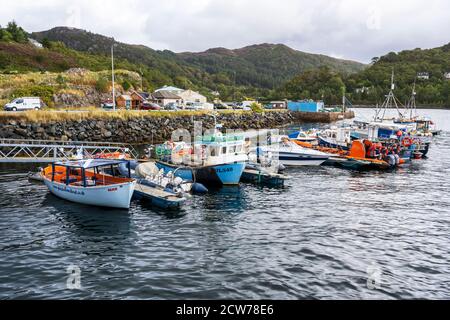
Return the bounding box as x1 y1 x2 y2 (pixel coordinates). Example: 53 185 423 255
0 111 354 143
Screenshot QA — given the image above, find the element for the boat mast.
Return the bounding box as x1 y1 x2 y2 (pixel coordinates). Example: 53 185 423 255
409 80 417 119
375 68 403 122
342 91 346 114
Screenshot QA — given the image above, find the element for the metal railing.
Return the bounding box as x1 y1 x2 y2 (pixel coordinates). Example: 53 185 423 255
0 138 138 163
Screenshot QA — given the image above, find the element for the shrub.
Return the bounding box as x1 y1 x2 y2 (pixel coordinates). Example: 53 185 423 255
95 77 109 93
12 85 55 105
250 102 264 113
41 38 51 49
56 74 66 85
122 80 132 91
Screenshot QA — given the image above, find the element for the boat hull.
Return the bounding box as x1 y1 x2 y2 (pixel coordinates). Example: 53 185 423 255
240 169 286 187
318 136 350 150
43 177 136 209
155 161 246 186
133 184 185 209
278 152 328 166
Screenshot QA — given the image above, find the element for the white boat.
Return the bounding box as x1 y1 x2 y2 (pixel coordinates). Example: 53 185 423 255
41 159 136 209
154 125 248 186
288 129 319 143
259 137 329 166
317 127 353 150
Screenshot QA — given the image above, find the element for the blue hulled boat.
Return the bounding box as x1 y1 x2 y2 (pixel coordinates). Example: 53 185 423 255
154 132 248 187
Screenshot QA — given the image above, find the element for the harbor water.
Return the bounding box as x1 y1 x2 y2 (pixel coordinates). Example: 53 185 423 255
0 109 449 299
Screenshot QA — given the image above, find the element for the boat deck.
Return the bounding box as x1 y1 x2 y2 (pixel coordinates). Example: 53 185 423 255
241 168 288 186
134 183 184 203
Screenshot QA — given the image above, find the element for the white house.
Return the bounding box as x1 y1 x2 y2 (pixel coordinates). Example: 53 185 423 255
152 91 182 106
178 90 207 104
444 72 450 80
417 72 430 80
355 86 370 94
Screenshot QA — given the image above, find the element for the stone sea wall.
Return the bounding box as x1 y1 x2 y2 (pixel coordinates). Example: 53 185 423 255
0 111 354 144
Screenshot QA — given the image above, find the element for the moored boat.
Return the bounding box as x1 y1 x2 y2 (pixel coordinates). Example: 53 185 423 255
288 129 319 144
259 137 329 166
41 159 136 209
317 127 352 150
154 132 248 187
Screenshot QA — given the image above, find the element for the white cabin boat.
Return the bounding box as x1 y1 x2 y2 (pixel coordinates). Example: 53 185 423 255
259 137 329 166
41 159 136 209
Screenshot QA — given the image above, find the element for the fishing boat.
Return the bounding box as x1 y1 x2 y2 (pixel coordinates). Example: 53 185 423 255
259 136 330 166
154 132 248 187
41 159 136 209
369 71 433 157
351 121 431 157
291 138 395 170
317 127 352 150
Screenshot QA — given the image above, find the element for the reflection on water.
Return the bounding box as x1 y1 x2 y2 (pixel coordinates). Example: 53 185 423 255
0 109 449 299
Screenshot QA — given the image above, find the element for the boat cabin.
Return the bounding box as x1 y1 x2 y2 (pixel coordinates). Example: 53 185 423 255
43 159 134 187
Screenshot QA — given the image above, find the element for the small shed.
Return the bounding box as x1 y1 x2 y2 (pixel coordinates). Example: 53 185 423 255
116 95 132 110
417 72 430 80
288 100 324 112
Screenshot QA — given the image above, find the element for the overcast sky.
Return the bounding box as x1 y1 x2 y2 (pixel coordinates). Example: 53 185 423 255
1 0 449 63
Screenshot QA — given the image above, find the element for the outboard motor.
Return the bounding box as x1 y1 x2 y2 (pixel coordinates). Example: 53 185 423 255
387 154 396 167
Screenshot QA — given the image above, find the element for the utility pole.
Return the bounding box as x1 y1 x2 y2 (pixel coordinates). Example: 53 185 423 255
111 44 116 111
233 71 236 102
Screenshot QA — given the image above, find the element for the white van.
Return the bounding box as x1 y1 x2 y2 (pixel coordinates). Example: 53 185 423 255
4 97 43 111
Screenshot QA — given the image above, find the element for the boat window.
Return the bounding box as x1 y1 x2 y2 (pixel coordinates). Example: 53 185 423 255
229 145 236 153
222 146 227 154
210 146 219 157
236 145 242 153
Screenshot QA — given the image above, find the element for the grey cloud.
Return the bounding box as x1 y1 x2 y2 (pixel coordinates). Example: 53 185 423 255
1 0 449 63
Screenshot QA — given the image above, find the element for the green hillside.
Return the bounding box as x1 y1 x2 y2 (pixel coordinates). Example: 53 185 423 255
29 27 364 99
346 45 450 106
280 45 450 106
178 43 365 89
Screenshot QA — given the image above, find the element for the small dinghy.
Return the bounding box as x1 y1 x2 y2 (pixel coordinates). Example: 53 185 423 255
241 164 289 187
127 161 207 210
241 149 289 187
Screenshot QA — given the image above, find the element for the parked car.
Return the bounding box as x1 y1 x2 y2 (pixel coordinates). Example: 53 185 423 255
141 102 162 110
4 97 42 111
214 102 231 110
101 100 114 110
164 103 179 111
185 102 205 110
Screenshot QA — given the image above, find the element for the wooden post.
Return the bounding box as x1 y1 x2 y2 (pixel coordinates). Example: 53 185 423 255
66 166 69 185
51 163 55 182
128 161 131 178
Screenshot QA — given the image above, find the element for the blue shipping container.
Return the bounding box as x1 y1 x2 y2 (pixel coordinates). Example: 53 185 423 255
287 101 324 112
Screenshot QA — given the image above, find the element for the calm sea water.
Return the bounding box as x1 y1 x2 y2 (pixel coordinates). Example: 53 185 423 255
0 109 449 299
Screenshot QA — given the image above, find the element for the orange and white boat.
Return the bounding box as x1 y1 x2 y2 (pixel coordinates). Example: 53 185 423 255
41 159 136 209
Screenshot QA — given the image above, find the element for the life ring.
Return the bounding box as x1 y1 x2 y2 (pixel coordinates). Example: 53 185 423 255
402 137 413 147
